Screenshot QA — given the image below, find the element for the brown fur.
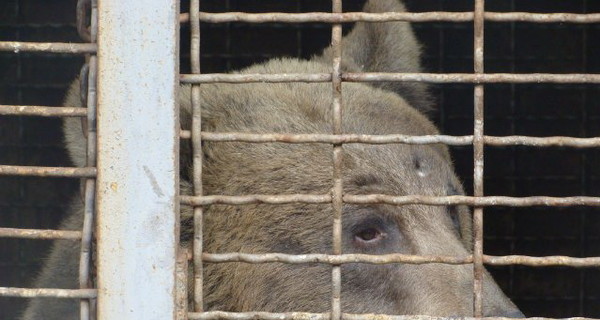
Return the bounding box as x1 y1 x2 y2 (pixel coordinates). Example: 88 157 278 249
21 0 522 318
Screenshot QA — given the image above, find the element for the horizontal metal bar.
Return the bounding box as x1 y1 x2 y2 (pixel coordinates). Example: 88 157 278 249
181 194 600 207
181 11 472 23
343 73 600 84
0 287 97 299
0 228 82 240
202 253 600 268
0 165 96 178
0 41 97 54
490 12 600 23
485 255 600 268
198 132 472 145
485 136 600 148
180 11 600 24
181 194 331 205
188 311 329 320
0 105 87 117
203 253 472 265
180 132 600 148
180 73 331 83
344 195 600 207
180 73 600 84
188 311 598 320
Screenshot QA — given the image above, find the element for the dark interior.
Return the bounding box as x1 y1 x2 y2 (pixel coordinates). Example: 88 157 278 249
1 0 599 318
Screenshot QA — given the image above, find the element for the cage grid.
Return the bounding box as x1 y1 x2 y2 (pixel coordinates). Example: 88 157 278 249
1 0 600 319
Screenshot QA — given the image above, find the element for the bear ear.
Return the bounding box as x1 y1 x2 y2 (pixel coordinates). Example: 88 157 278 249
313 0 432 113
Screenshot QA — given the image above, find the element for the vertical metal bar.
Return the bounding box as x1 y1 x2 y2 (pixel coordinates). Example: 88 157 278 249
190 0 204 314
507 0 516 299
79 59 97 320
473 0 485 317
176 250 190 320
578 1 589 314
331 0 343 320
79 1 98 319
96 0 180 319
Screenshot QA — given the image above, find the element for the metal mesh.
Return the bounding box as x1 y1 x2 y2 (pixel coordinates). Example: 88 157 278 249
1 0 599 319
181 0 600 318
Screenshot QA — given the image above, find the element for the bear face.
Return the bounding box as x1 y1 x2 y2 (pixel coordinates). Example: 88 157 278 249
23 0 523 318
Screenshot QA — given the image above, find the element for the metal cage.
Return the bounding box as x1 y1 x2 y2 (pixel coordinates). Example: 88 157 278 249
1 0 599 319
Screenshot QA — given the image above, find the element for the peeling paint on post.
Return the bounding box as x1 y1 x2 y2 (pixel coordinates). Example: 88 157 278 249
96 0 179 319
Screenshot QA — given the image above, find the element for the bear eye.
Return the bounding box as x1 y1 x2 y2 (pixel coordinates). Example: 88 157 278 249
355 228 382 242
352 226 387 247
347 215 391 249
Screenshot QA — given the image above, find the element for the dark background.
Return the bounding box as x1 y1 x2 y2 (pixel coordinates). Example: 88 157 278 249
1 0 599 318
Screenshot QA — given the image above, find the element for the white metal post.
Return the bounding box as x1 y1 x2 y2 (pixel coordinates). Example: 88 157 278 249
96 0 179 319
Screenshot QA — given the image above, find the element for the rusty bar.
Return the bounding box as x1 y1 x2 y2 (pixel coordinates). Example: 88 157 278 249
0 105 87 117
0 41 96 54
188 311 598 320
473 0 485 315
203 253 472 265
486 12 600 23
179 11 600 24
0 287 97 299
188 311 329 320
80 177 96 320
484 136 600 148
181 194 600 207
0 227 82 240
78 2 98 316
180 73 330 83
184 132 600 148
344 73 600 84
330 0 343 319
0 165 96 177
181 194 331 205
345 195 600 207
180 11 473 23
181 72 600 84
197 132 472 145
483 255 600 268
200 253 600 268
190 0 204 314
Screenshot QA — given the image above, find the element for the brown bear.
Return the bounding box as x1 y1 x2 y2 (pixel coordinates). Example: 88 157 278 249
21 0 523 318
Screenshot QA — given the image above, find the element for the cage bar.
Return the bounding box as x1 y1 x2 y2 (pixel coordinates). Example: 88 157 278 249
95 0 179 319
77 0 99 317
188 132 600 148
0 288 97 299
180 194 600 207
330 0 343 319
0 228 82 239
188 311 598 320
0 105 87 117
0 165 96 177
180 73 600 84
180 11 600 24
473 0 486 316
0 41 96 54
190 0 204 314
200 252 600 268
2 0 600 318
